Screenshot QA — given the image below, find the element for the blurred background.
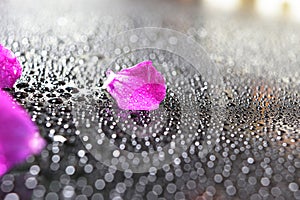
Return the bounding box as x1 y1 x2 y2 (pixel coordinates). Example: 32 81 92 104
2 0 300 78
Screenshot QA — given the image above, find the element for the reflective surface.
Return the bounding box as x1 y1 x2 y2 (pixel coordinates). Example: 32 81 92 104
0 0 299 199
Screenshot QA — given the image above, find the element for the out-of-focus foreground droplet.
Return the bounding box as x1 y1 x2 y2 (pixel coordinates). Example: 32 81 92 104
103 60 166 111
0 91 46 177
0 44 22 88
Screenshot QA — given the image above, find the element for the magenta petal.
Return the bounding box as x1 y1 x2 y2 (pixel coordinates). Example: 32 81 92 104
0 44 22 88
0 91 45 177
104 60 166 110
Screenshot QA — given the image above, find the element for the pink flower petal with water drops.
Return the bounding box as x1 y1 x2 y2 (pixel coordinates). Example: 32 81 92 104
103 60 166 110
0 44 22 88
0 91 46 177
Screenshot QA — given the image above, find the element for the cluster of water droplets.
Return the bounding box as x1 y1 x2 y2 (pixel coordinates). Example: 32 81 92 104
0 14 299 200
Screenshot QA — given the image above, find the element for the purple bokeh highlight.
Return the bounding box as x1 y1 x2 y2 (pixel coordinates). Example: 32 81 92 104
0 91 45 177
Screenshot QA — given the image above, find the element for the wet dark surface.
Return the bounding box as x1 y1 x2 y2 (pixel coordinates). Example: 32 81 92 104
0 1 299 199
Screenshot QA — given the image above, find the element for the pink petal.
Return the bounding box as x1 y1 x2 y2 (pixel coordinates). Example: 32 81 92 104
0 44 22 88
104 60 166 110
0 91 46 177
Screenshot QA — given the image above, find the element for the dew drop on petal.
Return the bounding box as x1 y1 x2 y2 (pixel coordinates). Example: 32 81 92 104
0 44 22 88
